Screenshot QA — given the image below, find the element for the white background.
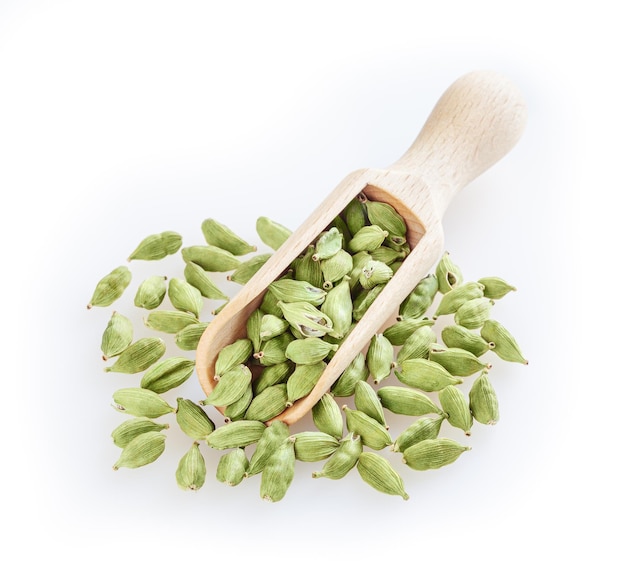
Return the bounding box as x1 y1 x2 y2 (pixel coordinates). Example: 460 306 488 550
1 1 621 562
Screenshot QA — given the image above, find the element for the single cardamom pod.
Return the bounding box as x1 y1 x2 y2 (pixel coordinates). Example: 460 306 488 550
246 308 264 353
227 253 272 285
292 431 340 462
224 383 253 422
312 432 362 480
343 196 367 236
292 245 325 288
377 386 444 417
366 333 395 385
247 420 291 477
216 448 249 486
113 430 166 470
253 361 294 395
204 364 253 407
286 361 326 406
140 357 196 394
454 297 494 329
428 343 491 376
184 261 229 300
259 314 290 341
201 218 256 256
87 265 131 308
205 420 266 449
363 199 407 240
435 251 464 293
440 324 494 357
356 452 409 500
101 311 133 360
320 277 353 339
397 273 439 320
352 284 385 321
391 415 444 453
168 276 211 317
330 352 368 397
438 385 473 436
359 260 394 290
311 227 342 262
402 438 471 471
343 406 392 450
311 392 344 440
175 442 206 491
244 383 288 422
260 436 296 502
320 249 353 289
144 310 198 334
128 231 182 261
396 325 438 364
370 245 406 266
134 275 167 310
111 417 169 448
477 276 517 300
112 387 175 418
278 301 334 338
175 322 210 351
330 214 351 249
268 279 326 305
181 245 242 272
175 398 215 440
480 319 528 364
354 381 388 429
348 225 389 253
348 250 374 289
256 216 292 250
469 372 499 425
284 337 338 365
382 317 435 346
253 332 294 366
214 338 253 377
434 281 485 317
104 337 166 374
395 358 463 392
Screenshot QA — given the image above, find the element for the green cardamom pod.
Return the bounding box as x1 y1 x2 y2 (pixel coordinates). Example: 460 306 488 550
402 438 471 471
435 251 464 293
224 383 253 422
286 361 326 406
312 432 362 480
348 225 389 253
391 415 444 453
352 284 385 321
320 249 353 289
128 231 182 261
477 276 517 299
395 358 463 392
382 317 435 346
256 216 292 251
113 431 166 470
312 227 343 261
363 199 407 240
278 300 334 338
111 417 169 448
227 253 272 285
440 324 493 357
354 381 388 429
366 333 395 385
134 275 167 310
292 245 325 288
343 197 367 236
104 337 166 373
356 452 409 500
247 420 291 477
216 448 249 486
181 245 242 272
87 265 132 308
330 352 368 397
201 218 256 256
377 386 444 417
398 273 439 320
253 361 294 395
438 385 473 436
454 297 494 329
359 259 393 290
112 387 175 418
259 314 290 341
244 383 288 422
330 214 351 250
396 325 437 364
469 372 499 425
174 322 209 351
260 436 296 502
268 279 326 305
205 420 266 450
245 308 264 353
140 357 196 394
428 343 491 376
253 332 294 366
343 406 392 450
144 310 199 334
285 337 338 365
101 311 133 360
175 398 215 440
480 319 528 364
292 431 340 462
434 281 485 317
214 338 253 377
370 245 407 266
204 364 253 407
320 277 353 339
184 261 229 300
175 442 206 491
311 392 344 440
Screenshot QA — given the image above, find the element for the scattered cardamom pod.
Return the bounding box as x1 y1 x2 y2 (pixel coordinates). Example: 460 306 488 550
181 245 242 272
256 216 292 251
128 231 182 261
111 417 169 448
227 253 272 285
377 386 444 417
184 261 229 300
354 381 388 429
216 448 249 486
260 436 296 502
469 372 499 425
343 406 392 450
134 275 167 310
395 358 463 392
440 324 494 357
477 276 517 300
247 420 291 477
205 420 266 450
175 442 206 491
428 343 491 376
113 430 166 470
402 438 470 471
366 333 395 385
330 352 368 397
454 297 494 329
438 385 473 436
140 357 196 394
434 281 485 317
112 387 175 418
312 432 362 480
480 319 528 364
311 392 344 440
87 265 132 308
201 218 256 256
175 398 215 440
174 322 209 351
101 311 133 360
292 431 340 462
357 452 409 500
144 310 198 334
435 252 463 293
391 415 444 453
104 337 166 374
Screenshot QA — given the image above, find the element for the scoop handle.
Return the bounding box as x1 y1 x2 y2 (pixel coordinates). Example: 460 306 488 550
388 70 527 216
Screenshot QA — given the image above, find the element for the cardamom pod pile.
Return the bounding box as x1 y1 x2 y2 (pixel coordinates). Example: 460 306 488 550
89 193 527 501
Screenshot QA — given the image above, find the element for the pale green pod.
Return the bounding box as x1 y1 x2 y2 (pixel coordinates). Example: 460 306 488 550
292 431 340 462
454 297 494 329
134 275 167 310
348 225 389 253
181 245 242 272
205 420 266 449
435 252 464 294
101 311 133 360
312 432 362 479
175 398 215 440
370 245 406 266
286 361 326 406
184 261 229 300
391 415 444 453
359 260 393 290
268 279 326 305
434 281 485 317
357 452 409 500
175 322 209 351
204 364 253 407
312 227 343 261
216 448 249 486
104 337 166 373
398 273 439 320
396 325 438 364
312 393 344 440
112 387 175 418
428 343 491 376
363 199 407 240
477 276 517 300
377 386 444 417
128 231 182 261
175 442 206 491
140 357 196 394
330 352 368 397
469 372 499 425
260 436 296 502
320 249 353 289
395 358 463 392
285 338 338 365
215 338 253 377
382 317 435 346
113 431 166 470
111 417 169 448
439 385 473 436
330 214 351 250
354 381 387 429
352 284 385 321
402 438 471 471
441 324 493 357
253 361 294 395
343 406 392 450
259 314 290 341
320 277 353 339
246 308 264 353
247 420 291 477
256 216 292 251
343 197 367 236
292 245 325 288
224 383 253 422
278 301 334 338
144 310 198 334
87 265 131 308
253 332 294 366
227 253 272 285
260 287 283 316
366 333 395 385
244 383 288 422
201 218 256 256
480 319 528 364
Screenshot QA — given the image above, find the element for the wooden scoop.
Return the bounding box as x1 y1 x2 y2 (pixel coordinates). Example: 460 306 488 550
196 70 527 424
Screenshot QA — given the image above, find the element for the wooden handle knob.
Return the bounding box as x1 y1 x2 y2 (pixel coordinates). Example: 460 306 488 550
389 70 527 216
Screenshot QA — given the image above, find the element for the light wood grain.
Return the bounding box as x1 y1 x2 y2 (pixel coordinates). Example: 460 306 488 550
196 70 527 425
